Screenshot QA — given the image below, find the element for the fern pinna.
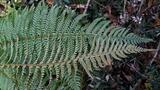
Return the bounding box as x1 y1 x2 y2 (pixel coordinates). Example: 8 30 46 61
0 2 154 90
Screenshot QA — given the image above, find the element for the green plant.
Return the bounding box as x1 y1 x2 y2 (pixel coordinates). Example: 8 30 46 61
145 65 160 90
0 2 154 90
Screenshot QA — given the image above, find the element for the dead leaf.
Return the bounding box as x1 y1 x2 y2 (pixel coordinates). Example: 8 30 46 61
154 16 160 27
47 0 54 5
148 0 156 8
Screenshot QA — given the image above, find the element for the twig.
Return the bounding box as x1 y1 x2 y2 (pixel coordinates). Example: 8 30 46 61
138 0 144 15
123 0 127 14
132 79 142 90
149 41 160 65
83 0 91 14
142 2 160 14
93 0 106 9
127 64 147 78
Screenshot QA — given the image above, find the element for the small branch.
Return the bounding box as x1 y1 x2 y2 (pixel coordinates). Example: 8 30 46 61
123 0 127 14
149 41 160 65
83 0 91 14
132 79 142 90
93 0 106 9
138 0 144 15
127 64 147 78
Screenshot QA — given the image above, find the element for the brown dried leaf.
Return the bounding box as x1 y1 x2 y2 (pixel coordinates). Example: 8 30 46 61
154 17 160 27
148 0 156 8
47 0 54 5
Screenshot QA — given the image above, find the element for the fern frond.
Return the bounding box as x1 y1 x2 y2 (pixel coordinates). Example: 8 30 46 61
0 76 16 90
61 72 81 90
0 2 154 89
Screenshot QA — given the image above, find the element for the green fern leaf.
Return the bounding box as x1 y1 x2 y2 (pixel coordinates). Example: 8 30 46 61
0 2 154 89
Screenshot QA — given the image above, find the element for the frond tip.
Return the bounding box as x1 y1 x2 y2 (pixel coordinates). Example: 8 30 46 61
0 2 154 89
